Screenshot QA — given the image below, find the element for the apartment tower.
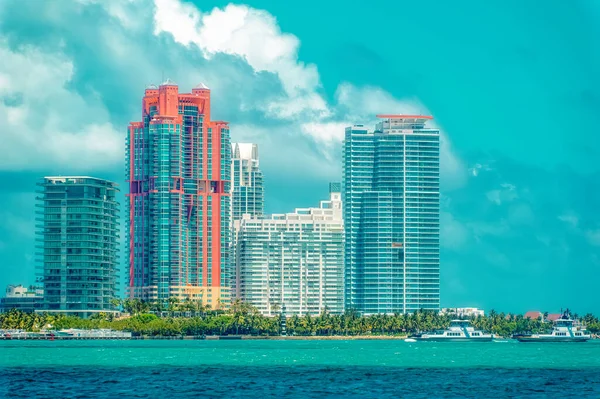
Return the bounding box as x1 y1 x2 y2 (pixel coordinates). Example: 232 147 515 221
126 80 231 308
231 142 264 220
36 176 120 318
343 115 440 314
230 142 264 297
235 183 344 316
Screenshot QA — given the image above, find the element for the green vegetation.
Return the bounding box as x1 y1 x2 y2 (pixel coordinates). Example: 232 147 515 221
2 301 599 338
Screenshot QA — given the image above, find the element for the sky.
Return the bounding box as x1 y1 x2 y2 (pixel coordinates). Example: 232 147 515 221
0 0 598 314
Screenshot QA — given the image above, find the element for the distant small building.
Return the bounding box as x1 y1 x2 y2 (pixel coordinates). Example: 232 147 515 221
0 285 44 313
524 311 564 322
524 311 543 320
440 307 485 317
546 313 562 322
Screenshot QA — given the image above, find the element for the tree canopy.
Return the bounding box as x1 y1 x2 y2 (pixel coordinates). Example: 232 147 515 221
1 303 598 338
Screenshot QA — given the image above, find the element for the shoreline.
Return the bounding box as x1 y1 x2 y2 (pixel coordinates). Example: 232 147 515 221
3 334 599 341
218 335 409 341
1 334 409 341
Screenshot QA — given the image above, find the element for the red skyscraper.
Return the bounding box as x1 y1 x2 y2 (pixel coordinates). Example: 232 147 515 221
126 80 231 308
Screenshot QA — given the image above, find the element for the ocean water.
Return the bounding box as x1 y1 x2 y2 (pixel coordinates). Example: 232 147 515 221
1 340 599 398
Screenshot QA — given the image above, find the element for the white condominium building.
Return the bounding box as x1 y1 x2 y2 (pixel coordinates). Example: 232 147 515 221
235 183 344 316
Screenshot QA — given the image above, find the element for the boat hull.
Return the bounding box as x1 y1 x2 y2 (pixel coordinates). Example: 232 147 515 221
412 337 494 342
515 336 590 343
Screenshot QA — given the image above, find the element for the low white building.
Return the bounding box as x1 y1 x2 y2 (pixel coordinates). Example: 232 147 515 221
235 183 344 316
440 307 485 317
0 285 44 313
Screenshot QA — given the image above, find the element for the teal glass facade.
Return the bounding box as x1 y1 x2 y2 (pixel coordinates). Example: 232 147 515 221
126 83 231 308
343 116 440 314
35 176 120 318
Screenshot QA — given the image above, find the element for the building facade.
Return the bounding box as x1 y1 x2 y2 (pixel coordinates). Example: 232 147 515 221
230 142 264 297
35 176 120 318
126 81 231 308
0 285 44 313
235 183 344 316
343 115 440 314
440 307 485 317
231 142 264 220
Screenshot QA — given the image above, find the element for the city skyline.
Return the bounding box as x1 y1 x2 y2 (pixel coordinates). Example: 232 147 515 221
0 0 598 314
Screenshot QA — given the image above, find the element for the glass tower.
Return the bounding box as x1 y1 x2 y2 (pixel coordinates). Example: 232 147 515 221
35 176 120 318
343 115 440 314
230 142 264 297
235 183 344 316
126 81 231 308
231 142 264 220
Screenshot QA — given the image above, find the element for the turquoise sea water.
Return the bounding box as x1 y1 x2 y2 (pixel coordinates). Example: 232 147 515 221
2 340 600 398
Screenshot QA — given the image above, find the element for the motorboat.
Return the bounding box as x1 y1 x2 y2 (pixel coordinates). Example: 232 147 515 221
409 320 494 342
513 310 591 342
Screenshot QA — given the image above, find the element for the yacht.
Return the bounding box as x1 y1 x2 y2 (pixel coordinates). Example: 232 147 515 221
409 320 494 342
513 311 591 342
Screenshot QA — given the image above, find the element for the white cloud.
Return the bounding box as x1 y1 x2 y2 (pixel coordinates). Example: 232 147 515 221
300 122 348 144
153 1 328 119
78 0 145 30
333 83 467 188
150 0 467 187
440 212 470 249
153 0 202 44
0 41 123 171
468 220 511 241
0 0 466 183
558 212 579 228
507 203 534 225
486 183 518 205
231 123 341 179
335 83 423 119
469 162 494 177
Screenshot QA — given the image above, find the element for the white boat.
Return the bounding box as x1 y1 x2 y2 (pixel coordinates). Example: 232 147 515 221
410 320 494 342
514 311 591 342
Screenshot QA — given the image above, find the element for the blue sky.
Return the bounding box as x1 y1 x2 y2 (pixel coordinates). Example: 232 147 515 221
0 0 598 314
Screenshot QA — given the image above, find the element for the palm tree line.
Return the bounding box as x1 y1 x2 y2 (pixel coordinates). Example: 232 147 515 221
2 301 599 337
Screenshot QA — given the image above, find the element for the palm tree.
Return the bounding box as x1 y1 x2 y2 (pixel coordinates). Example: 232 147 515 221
167 297 180 316
270 302 281 316
110 298 122 312
150 300 165 313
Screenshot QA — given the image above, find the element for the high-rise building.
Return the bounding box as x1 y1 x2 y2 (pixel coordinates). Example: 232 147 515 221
35 176 120 318
235 183 344 316
230 142 264 297
126 81 231 309
343 115 440 314
231 142 264 220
